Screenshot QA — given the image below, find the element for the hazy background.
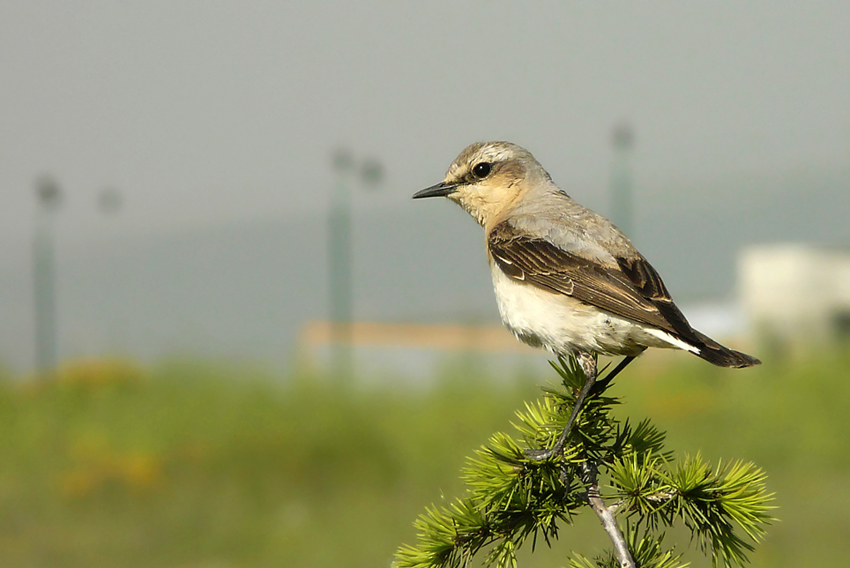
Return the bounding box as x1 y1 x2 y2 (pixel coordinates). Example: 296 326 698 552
1 1 849 372
2 3 850 568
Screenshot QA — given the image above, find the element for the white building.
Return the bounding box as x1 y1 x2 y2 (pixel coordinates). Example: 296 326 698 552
739 244 850 344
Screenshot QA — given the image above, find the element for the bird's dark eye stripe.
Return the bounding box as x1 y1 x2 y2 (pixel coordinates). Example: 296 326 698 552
472 162 492 179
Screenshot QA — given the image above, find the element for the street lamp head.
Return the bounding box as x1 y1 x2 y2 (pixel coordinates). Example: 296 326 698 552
360 159 383 188
611 122 635 151
332 147 355 173
99 187 123 214
35 176 62 210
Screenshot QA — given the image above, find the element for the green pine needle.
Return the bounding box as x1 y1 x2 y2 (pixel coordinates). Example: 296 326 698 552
394 355 774 568
570 532 689 568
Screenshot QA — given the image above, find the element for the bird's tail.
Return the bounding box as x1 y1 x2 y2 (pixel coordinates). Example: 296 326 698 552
691 330 761 368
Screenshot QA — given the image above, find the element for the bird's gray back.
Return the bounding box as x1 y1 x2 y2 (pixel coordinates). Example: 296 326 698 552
504 182 638 267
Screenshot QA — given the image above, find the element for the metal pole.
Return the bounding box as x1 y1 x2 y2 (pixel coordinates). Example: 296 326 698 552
33 176 61 379
610 122 635 238
326 150 383 382
329 149 354 382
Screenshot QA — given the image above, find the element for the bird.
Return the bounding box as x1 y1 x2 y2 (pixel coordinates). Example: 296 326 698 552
413 141 760 459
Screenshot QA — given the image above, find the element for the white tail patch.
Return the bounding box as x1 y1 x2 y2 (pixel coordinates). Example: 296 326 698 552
645 328 701 354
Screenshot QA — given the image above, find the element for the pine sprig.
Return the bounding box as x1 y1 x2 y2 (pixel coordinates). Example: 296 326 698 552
394 355 774 568
609 453 775 566
665 455 774 567
570 532 688 568
613 418 673 463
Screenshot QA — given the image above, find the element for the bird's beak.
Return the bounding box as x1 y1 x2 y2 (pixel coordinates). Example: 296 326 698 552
412 182 458 199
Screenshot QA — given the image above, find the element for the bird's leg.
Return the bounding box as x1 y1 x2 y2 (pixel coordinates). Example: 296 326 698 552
589 354 638 397
527 351 597 461
527 354 638 462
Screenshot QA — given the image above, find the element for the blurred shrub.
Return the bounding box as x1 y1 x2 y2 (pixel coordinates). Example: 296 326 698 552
0 353 846 567
56 357 146 391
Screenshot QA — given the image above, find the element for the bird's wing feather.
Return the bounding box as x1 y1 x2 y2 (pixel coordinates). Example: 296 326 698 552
488 223 700 343
614 256 699 342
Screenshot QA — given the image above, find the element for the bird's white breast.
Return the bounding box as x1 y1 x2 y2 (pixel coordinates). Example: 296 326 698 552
489 263 689 356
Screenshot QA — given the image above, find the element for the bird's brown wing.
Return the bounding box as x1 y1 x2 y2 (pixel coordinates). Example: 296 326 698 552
613 255 700 342
488 223 700 344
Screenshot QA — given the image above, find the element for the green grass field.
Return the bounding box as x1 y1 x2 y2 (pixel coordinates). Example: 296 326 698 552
0 349 847 567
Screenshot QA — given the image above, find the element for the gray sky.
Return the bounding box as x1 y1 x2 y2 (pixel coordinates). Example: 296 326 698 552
2 1 849 260
2 1 850 372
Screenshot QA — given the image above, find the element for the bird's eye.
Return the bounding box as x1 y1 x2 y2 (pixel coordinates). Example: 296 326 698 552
472 162 492 179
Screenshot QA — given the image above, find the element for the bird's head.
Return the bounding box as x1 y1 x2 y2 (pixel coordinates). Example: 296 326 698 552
413 141 551 227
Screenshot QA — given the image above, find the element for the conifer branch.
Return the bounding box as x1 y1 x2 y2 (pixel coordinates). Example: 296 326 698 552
394 355 774 568
581 461 635 568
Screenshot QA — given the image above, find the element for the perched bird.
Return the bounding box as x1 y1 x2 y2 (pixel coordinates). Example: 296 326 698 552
413 141 759 458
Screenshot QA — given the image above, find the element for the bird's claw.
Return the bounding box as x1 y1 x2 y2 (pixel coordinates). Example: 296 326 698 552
524 446 562 462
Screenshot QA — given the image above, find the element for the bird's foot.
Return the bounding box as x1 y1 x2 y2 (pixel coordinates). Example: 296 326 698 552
524 446 560 461
524 437 568 461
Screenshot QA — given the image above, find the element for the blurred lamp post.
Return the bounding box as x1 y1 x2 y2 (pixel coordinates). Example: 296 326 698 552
98 186 123 214
98 187 124 354
610 122 635 238
33 176 62 379
328 148 383 382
